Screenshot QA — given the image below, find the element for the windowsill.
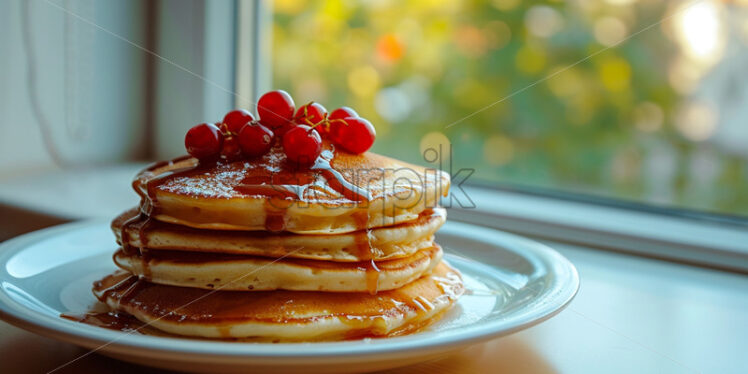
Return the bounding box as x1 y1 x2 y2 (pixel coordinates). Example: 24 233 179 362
449 185 748 273
0 164 143 240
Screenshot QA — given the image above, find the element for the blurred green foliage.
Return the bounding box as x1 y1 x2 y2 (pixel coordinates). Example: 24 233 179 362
271 0 748 216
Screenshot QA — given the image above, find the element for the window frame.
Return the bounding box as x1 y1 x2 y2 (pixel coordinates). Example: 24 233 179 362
234 0 273 110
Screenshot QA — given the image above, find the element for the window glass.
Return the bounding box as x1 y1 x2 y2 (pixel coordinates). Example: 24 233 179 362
270 0 748 216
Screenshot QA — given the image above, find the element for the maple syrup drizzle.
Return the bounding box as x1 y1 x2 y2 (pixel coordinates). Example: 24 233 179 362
118 210 155 280
349 211 371 258
120 155 202 262
130 146 372 236
139 248 152 280
365 259 381 295
118 213 141 255
263 198 291 232
310 150 371 203
231 147 372 233
133 155 196 216
349 210 380 295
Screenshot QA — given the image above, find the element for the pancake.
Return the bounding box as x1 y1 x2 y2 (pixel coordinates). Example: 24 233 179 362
93 261 463 340
112 207 446 262
113 245 443 293
133 142 450 234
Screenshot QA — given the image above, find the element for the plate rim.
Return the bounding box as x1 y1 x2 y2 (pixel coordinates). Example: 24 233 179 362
0 219 579 363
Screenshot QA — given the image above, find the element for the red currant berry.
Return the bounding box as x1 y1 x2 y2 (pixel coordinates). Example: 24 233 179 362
329 106 359 120
185 123 223 160
257 90 295 130
335 117 376 154
221 136 242 160
274 122 296 138
282 125 322 166
295 102 327 125
296 102 329 137
222 109 254 134
328 107 359 143
238 122 274 157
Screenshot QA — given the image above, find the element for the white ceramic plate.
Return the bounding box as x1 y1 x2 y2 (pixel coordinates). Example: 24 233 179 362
0 220 578 373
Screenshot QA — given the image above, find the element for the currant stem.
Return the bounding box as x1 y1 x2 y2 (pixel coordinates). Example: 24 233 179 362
306 113 329 132
329 118 349 126
293 101 313 122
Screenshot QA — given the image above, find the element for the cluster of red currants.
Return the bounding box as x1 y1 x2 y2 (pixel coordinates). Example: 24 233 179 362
184 90 376 166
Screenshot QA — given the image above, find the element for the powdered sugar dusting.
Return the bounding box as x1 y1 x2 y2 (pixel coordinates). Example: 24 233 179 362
159 167 245 198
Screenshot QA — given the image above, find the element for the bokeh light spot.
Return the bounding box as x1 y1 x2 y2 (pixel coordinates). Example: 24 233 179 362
454 26 488 57
274 0 306 15
604 0 638 5
547 67 583 98
376 87 411 123
633 102 664 132
598 56 631 92
675 101 718 141
672 0 726 67
594 17 628 47
347 66 381 97
515 45 546 74
484 21 512 50
667 57 701 95
566 97 594 126
525 6 564 38
419 132 451 163
377 34 405 62
491 0 520 11
483 135 515 166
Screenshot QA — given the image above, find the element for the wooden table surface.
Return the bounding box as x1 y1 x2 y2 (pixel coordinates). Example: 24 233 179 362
1 240 746 374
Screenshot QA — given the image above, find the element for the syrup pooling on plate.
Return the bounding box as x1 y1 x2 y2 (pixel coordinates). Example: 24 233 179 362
61 311 150 334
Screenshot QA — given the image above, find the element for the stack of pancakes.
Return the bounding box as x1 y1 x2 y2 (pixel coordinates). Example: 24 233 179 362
94 143 463 341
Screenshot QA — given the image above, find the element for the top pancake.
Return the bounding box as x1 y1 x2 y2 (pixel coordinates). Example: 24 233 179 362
134 142 450 234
